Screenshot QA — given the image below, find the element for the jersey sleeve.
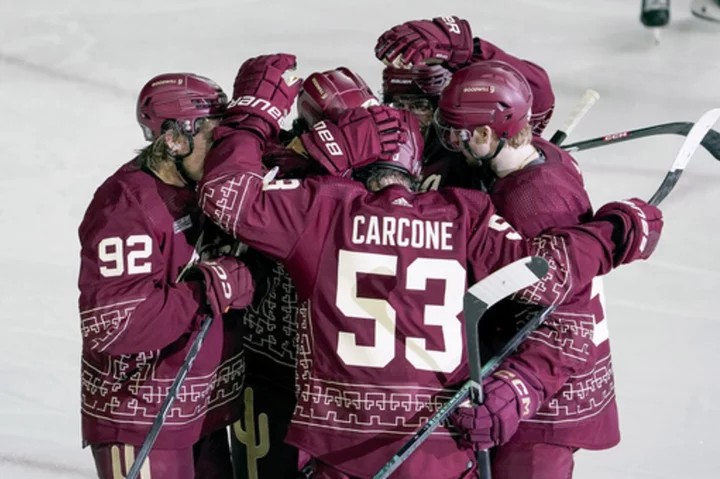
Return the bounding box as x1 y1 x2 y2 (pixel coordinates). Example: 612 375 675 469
198 127 318 260
466 198 616 307
78 184 205 355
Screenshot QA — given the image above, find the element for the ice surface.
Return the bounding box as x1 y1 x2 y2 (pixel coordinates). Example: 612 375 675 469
1 0 719 477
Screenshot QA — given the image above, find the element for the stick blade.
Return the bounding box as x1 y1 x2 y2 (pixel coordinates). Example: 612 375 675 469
669 108 720 173
464 256 549 319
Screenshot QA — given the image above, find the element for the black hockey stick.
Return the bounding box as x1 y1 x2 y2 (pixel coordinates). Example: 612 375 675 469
463 256 549 479
562 121 720 162
645 109 720 206
126 315 215 479
373 257 551 479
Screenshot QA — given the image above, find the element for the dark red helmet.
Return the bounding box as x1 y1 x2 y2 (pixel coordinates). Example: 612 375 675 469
382 64 452 104
361 109 423 179
436 60 533 138
136 73 228 141
296 67 380 126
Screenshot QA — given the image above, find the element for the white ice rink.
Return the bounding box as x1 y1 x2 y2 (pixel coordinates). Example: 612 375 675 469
1 0 720 477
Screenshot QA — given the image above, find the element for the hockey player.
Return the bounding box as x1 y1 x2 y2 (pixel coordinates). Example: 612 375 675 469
374 16 626 478
379 18 555 193
78 73 257 479
229 67 383 479
197 53 662 479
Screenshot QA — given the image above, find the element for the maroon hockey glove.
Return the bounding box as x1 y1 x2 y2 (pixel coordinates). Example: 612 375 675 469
449 368 543 451
186 256 255 320
225 53 301 140
300 105 409 176
594 198 663 267
375 16 474 70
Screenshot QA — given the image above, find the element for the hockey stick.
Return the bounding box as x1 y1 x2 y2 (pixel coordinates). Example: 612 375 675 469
371 306 554 479
463 256 549 479
646 108 720 206
549 89 601 146
126 315 215 479
373 257 551 479
562 121 720 162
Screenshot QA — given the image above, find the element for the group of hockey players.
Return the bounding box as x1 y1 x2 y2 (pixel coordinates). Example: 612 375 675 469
78 15 664 479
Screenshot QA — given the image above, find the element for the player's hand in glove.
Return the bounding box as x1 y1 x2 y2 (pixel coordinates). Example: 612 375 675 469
594 198 663 267
184 256 255 320
223 53 302 140
449 368 543 451
300 105 414 176
375 16 474 70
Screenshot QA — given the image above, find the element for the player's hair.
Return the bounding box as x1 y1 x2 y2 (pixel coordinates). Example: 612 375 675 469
505 124 533 149
354 164 420 192
135 120 184 171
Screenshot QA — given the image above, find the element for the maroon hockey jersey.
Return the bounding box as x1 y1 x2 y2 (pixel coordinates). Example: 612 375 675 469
196 126 627 478
488 137 620 450
78 160 245 450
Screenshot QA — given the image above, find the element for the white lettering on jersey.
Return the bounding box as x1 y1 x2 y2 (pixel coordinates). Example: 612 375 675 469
351 215 453 250
98 235 153 277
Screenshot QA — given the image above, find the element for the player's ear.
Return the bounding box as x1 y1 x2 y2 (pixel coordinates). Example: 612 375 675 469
471 126 492 146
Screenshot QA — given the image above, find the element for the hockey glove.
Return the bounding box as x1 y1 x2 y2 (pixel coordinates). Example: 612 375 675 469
225 53 302 140
375 16 474 70
449 367 543 451
300 105 409 176
185 256 255 320
594 198 663 267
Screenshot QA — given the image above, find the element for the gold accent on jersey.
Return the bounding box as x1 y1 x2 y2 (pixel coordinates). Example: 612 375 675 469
233 387 270 479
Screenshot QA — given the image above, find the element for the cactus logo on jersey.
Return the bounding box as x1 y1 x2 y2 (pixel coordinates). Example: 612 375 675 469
233 387 270 479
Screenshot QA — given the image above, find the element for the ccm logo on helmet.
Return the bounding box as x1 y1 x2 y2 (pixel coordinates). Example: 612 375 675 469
441 16 461 34
313 121 343 157
227 95 288 125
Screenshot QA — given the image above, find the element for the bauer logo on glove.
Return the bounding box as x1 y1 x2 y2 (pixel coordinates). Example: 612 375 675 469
227 96 289 127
